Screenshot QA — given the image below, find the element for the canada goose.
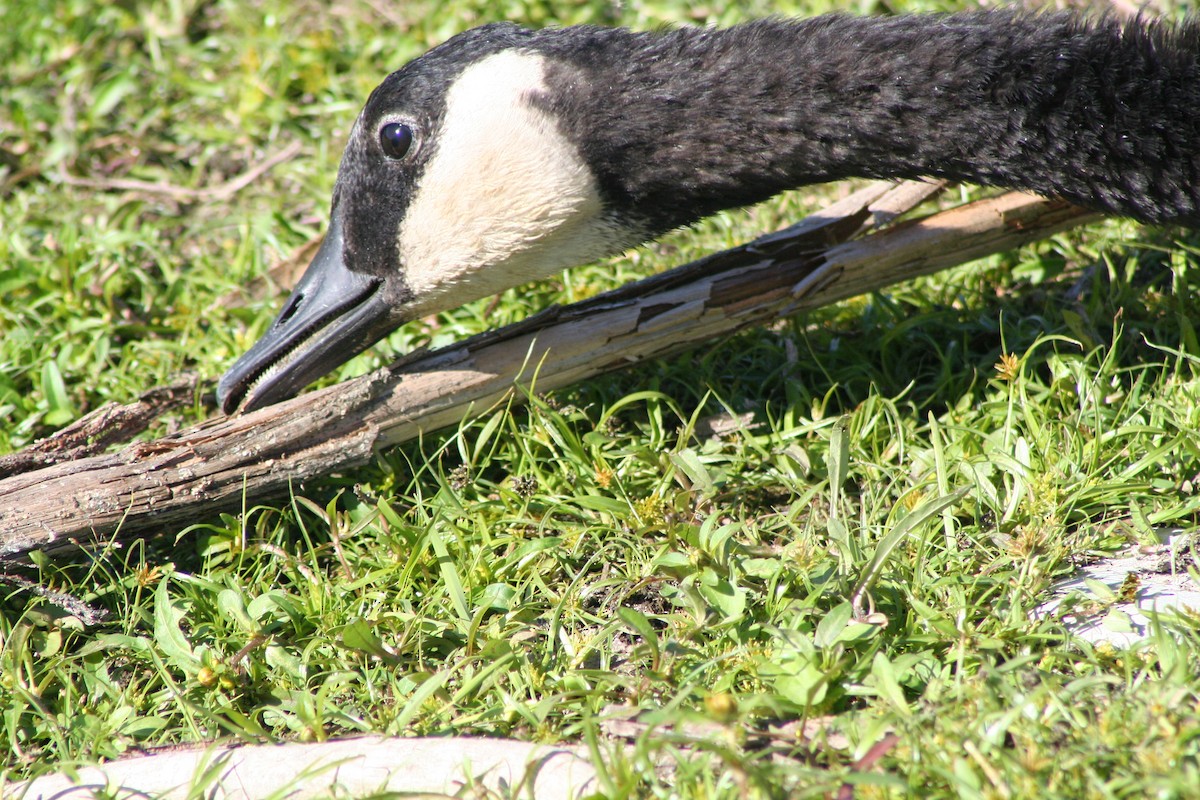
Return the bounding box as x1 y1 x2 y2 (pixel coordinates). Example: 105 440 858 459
217 10 1200 414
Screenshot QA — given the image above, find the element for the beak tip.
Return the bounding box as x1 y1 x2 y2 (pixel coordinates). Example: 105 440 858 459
215 211 403 417
214 372 242 416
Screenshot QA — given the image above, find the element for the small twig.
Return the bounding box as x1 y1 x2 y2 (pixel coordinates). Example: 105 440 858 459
0 164 43 197
230 633 270 674
203 141 305 202
0 571 109 626
836 733 901 800
58 141 303 202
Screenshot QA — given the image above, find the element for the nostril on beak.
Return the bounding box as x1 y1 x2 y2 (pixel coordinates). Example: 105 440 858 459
276 293 306 327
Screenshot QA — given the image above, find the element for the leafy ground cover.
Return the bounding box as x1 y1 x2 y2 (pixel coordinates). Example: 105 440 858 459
3 0 1200 796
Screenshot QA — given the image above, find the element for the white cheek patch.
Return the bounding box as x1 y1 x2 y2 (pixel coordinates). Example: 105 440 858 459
398 50 629 312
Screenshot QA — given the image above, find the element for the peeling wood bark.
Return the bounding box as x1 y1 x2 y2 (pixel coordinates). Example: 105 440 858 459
0 375 202 480
0 182 1099 558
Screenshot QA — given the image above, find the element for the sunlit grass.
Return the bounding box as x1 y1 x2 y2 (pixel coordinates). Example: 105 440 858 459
3 0 1200 797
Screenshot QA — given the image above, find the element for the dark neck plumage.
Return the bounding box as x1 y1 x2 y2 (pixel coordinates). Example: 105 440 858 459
536 12 1200 232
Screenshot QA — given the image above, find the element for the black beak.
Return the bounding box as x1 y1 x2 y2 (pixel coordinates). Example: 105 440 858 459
217 211 399 414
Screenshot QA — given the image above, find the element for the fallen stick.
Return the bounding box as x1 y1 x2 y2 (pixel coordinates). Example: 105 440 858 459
0 182 1098 558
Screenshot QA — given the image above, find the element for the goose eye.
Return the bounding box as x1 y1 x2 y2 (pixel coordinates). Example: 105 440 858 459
379 122 414 160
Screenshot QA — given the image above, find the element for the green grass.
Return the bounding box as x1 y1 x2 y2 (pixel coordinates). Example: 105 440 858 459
4 0 1200 796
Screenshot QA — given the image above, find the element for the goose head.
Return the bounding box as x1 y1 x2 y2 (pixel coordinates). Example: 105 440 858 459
218 12 1200 412
217 23 640 413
